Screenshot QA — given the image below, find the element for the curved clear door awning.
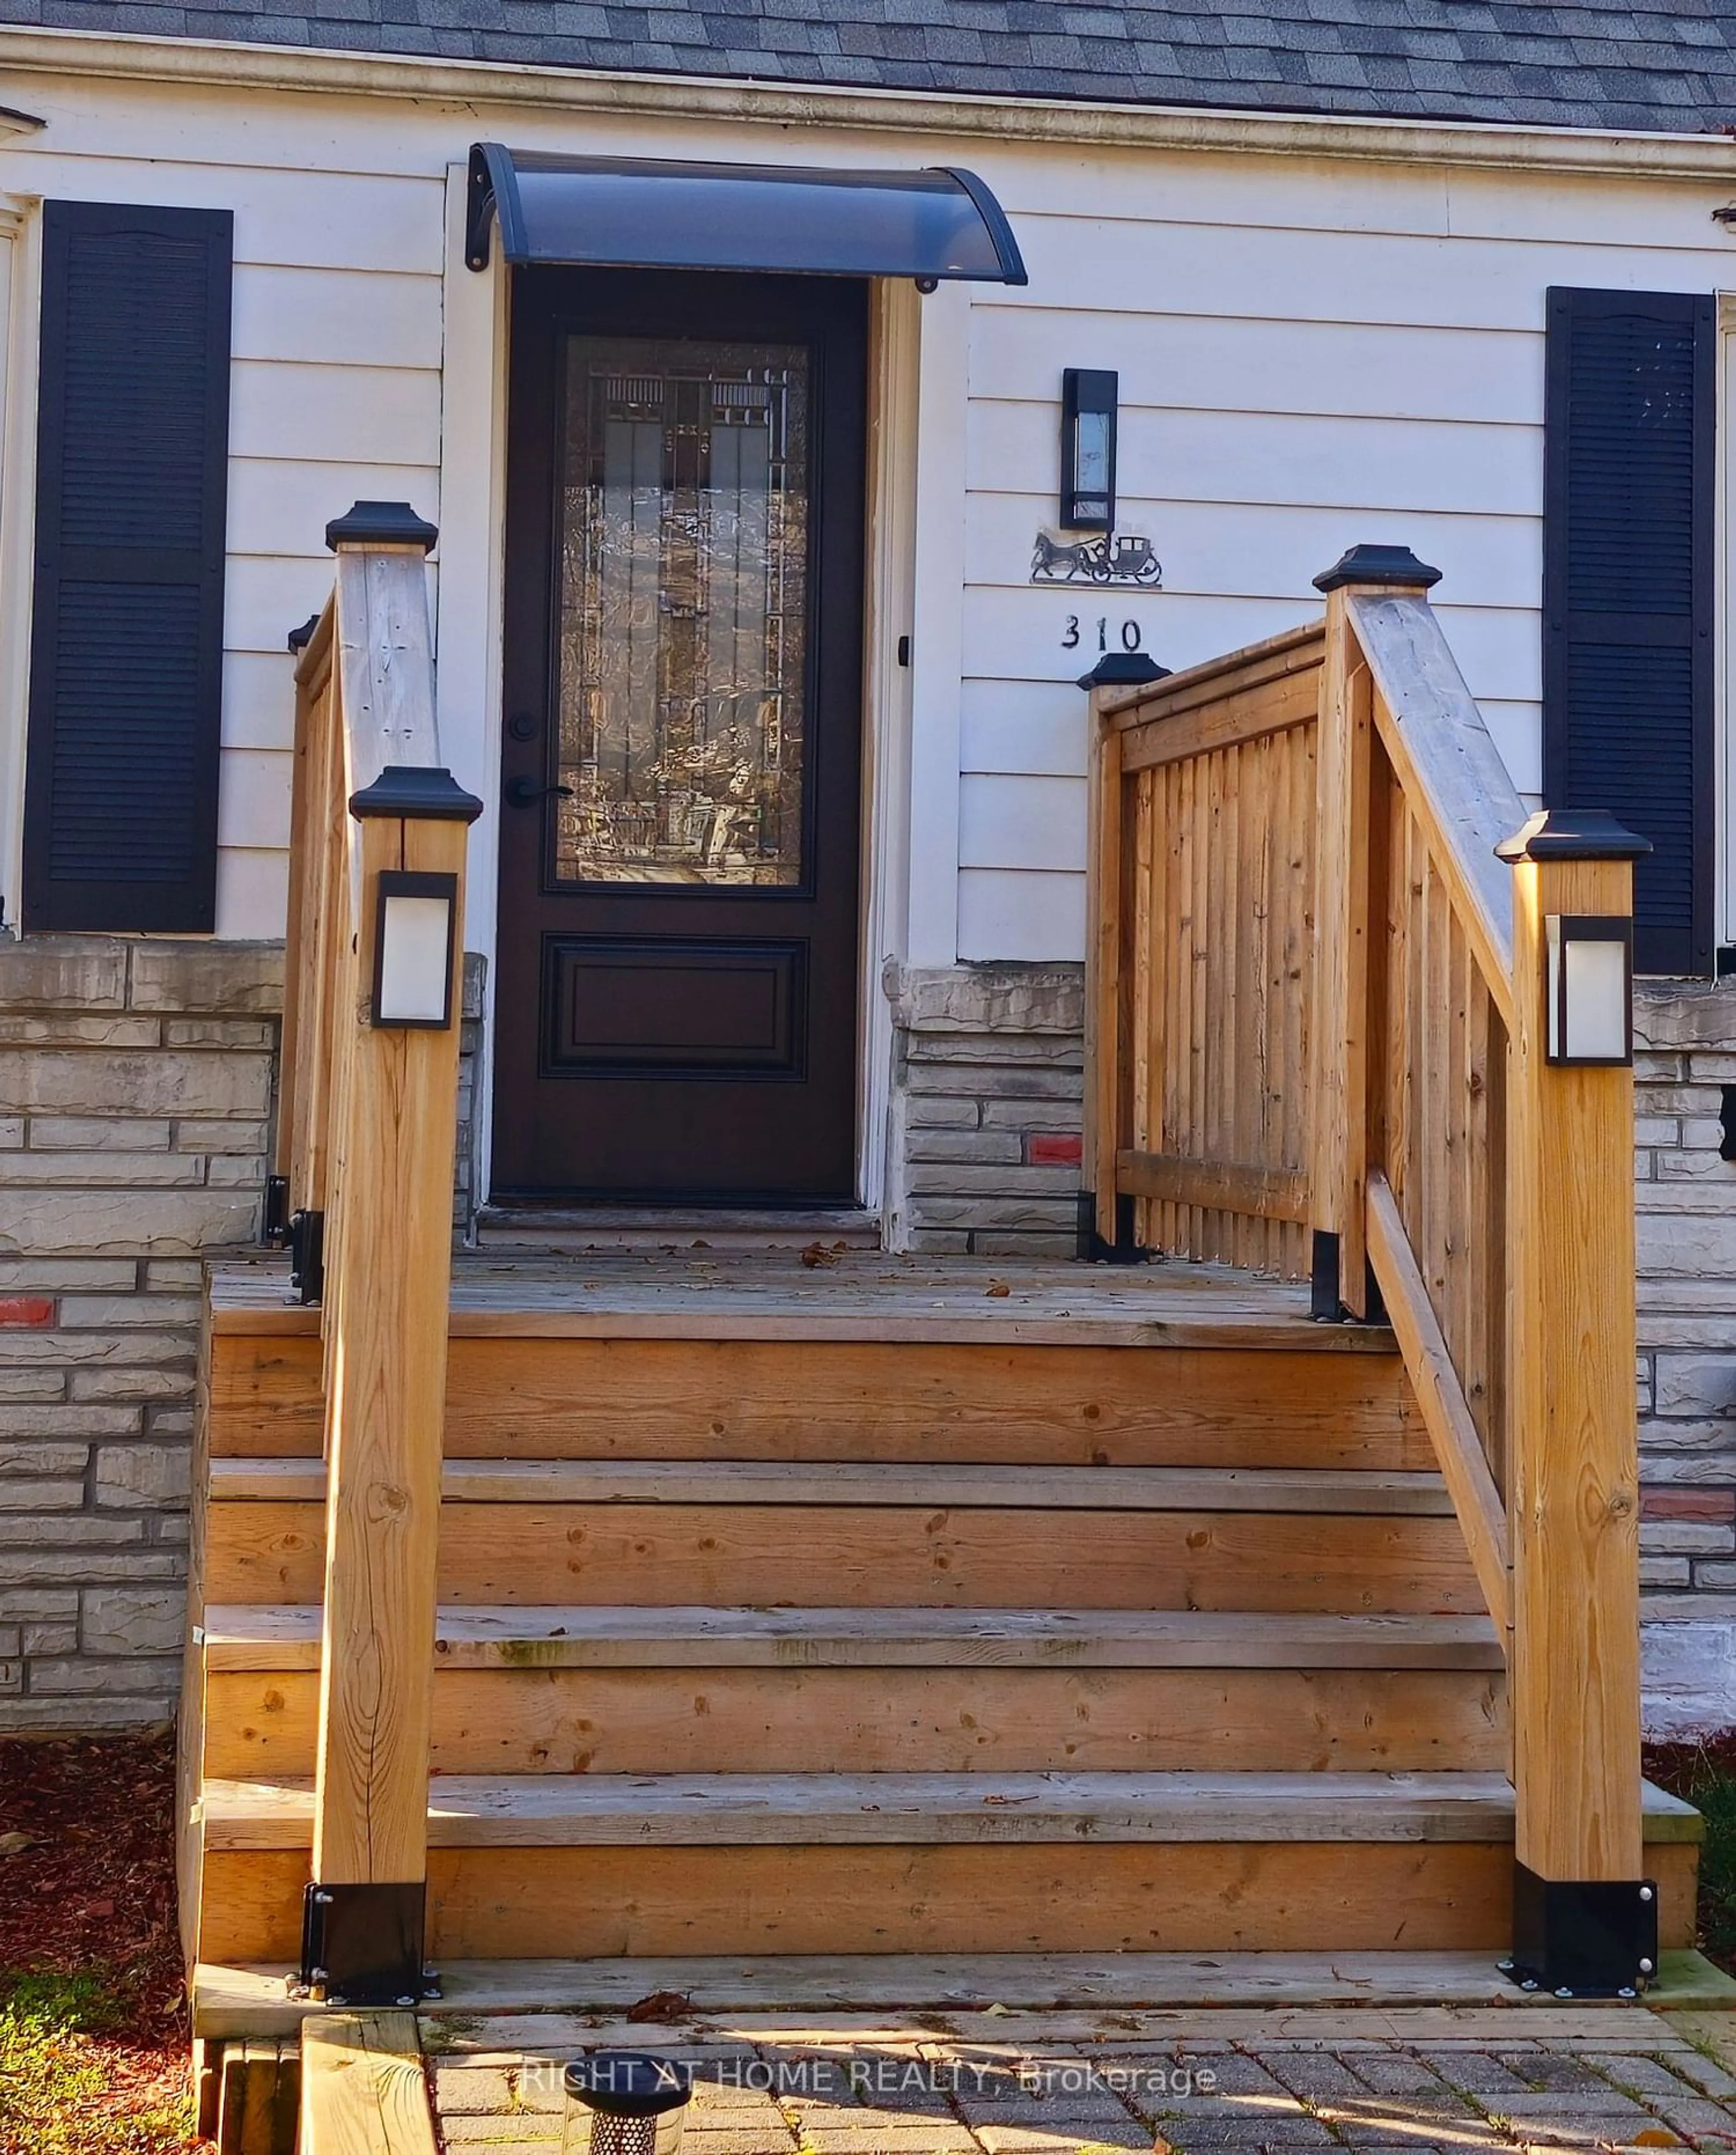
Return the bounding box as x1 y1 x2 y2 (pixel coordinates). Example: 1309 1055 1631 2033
465 143 1027 286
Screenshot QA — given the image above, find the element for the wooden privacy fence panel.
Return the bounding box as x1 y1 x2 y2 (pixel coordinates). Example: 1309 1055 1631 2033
1088 548 1649 1956
1090 623 1324 1278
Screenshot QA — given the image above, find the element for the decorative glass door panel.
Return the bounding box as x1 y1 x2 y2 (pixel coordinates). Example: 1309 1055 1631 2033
555 338 810 888
494 269 866 1203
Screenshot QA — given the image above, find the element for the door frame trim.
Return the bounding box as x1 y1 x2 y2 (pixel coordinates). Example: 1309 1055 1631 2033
856 276 921 1217
439 173 920 1214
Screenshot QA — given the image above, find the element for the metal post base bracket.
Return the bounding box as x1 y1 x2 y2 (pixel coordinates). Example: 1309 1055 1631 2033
294 1881 435 2008
1076 1190 1150 1266
1503 1866 1659 1999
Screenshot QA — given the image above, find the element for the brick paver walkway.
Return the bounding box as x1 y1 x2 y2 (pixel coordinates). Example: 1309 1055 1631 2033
426 2005 1736 2155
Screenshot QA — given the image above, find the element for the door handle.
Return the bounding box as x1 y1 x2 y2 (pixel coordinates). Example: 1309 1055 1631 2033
505 776 575 807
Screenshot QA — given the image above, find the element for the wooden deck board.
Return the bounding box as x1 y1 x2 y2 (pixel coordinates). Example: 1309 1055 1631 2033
300 2012 436 2155
200 1605 1506 1672
205 1458 1455 1514
206 1252 1398 1350
198 1770 1702 1850
192 1949 1736 2038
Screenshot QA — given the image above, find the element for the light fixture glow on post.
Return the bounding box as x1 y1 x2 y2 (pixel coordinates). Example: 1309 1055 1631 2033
1061 368 1117 531
1546 913 1634 1066
370 869 458 1029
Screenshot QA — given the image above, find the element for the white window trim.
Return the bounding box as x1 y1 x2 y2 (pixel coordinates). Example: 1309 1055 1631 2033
0 193 38 933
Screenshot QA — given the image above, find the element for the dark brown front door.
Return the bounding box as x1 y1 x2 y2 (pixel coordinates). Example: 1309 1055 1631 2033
493 269 867 1202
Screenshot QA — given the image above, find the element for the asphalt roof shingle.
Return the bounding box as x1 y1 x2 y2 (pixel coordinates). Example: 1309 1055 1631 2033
6 0 1735 130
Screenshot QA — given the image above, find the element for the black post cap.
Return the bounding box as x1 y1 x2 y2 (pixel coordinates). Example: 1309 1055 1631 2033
286 612 321 654
1495 807 1651 864
1076 652 1172 693
1312 543 1442 594
349 766 484 824
325 500 439 554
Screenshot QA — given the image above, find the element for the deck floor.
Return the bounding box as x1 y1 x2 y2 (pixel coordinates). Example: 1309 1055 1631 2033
208 1248 1388 1349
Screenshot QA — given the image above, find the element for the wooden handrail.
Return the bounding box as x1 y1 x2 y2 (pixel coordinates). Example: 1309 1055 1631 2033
1087 544 1648 1985
1349 589 1520 1024
1365 1170 1510 1642
273 503 479 1999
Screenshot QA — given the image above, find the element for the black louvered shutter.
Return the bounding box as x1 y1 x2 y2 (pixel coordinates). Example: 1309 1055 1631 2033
1543 287 1715 976
22 201 233 931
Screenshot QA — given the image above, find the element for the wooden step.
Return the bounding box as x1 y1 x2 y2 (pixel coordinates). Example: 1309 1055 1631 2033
189 1773 1702 1964
206 1258 1423 1472
202 1462 1482 1610
200 1770 1703 1849
197 1606 1508 1778
202 1605 1506 1671
209 1333 1426 1469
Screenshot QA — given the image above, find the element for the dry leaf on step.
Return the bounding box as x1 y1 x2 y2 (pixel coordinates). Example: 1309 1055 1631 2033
626 1990 693 2023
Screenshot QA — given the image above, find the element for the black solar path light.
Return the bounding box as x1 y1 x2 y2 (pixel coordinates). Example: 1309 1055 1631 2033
563 2054 694 2155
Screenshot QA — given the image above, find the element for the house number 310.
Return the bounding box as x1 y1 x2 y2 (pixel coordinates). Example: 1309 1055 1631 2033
1061 618 1145 653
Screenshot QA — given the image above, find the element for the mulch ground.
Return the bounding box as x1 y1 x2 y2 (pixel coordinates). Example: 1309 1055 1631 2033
1645 1734 1736 1976
0 1730 207 2155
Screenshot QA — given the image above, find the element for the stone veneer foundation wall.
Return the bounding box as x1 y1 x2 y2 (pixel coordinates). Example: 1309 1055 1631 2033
0 937 282 1730
0 936 484 1730
883 964 1088 1260
1632 981 1736 1736
885 961 1736 1736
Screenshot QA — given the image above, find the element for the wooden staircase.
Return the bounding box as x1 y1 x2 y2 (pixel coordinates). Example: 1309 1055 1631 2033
191 521 1687 2029
180 1254 1700 1972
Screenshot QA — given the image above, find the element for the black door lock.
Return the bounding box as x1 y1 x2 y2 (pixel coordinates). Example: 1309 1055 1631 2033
505 776 575 807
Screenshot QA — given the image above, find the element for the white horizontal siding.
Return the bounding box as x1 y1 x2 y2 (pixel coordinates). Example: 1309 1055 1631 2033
221 651 299 753
214 847 291 941
958 866 1087 963
233 263 443 370
977 214 1731 333
969 402 1542 518
960 683 1089 778
224 553 362 658
1 146 445 272
969 309 1543 426
959 773 1087 874
227 456 440 561
965 495 1542 609
229 358 443 468
215 747 294 852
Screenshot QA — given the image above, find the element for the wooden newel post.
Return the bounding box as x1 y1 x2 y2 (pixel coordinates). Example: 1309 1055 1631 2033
1308 544 1440 1320
303 503 482 2007
1081 651 1168 1261
1496 805 1654 1997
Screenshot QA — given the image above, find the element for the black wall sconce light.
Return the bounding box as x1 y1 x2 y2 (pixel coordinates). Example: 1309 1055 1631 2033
370 870 459 1029
1061 368 1118 531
